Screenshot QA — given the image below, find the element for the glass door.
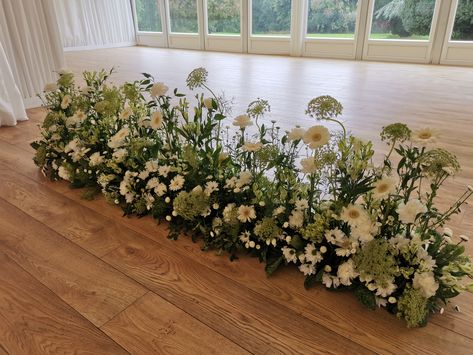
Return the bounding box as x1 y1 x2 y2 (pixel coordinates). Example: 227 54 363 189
441 0 473 66
133 0 168 47
167 0 204 50
248 0 293 55
204 0 245 52
363 0 441 63
302 0 362 59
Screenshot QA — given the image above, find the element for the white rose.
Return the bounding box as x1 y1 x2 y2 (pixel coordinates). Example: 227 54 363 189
396 199 427 224
413 271 439 298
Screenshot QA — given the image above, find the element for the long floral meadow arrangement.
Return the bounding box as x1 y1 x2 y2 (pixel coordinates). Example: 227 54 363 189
33 68 473 328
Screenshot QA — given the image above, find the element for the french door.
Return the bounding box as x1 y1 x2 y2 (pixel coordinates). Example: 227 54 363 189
133 0 473 66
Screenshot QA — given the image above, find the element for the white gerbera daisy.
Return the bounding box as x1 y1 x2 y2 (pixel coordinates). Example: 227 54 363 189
119 107 133 120
232 114 253 129
237 205 256 223
242 142 263 152
169 175 185 191
150 111 164 129
411 128 439 145
303 125 330 149
150 82 168 97
300 157 317 174
287 127 305 141
372 176 397 200
340 204 370 228
396 199 427 224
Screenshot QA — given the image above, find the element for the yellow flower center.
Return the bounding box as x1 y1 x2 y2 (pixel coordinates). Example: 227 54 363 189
349 210 360 219
312 133 322 141
377 183 389 193
419 132 432 139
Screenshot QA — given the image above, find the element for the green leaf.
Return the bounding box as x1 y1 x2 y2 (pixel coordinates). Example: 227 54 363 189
354 286 377 310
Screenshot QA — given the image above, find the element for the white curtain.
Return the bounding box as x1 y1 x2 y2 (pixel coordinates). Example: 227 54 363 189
0 41 27 126
52 0 136 50
0 0 65 111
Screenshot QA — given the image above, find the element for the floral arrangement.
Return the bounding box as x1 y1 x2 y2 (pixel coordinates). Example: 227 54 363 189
33 68 473 328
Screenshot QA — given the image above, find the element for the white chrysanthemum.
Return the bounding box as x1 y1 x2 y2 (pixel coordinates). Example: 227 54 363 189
112 148 128 162
396 199 427 224
61 95 72 110
204 181 219 195
372 176 397 200
158 165 170 177
138 170 150 180
375 282 397 297
337 259 358 286
155 183 167 196
58 166 71 181
325 228 345 244
108 127 130 149
282 246 298 263
417 248 436 272
150 82 168 98
287 127 305 141
119 107 133 120
300 157 317 174
299 263 316 276
169 175 185 191
340 204 370 228
413 271 439 298
412 128 439 145
89 152 104 166
294 199 309 211
146 177 160 190
303 125 330 149
67 110 87 126
304 243 323 264
288 210 304 228
150 111 164 129
273 206 285 216
44 82 58 92
145 160 159 173
232 114 252 129
223 203 236 222
242 142 263 152
237 205 256 223
237 171 252 187
351 223 376 243
203 98 213 109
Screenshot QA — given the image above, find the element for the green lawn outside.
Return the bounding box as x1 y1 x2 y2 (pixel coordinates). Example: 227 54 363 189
211 32 430 40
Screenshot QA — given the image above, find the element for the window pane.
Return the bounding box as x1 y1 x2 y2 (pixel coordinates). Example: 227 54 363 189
207 0 241 34
136 0 162 32
307 0 359 39
451 0 473 41
370 0 436 40
252 0 292 36
169 0 199 33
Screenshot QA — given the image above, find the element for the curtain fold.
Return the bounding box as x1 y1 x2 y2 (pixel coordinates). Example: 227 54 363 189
52 0 136 49
0 41 27 126
0 0 64 107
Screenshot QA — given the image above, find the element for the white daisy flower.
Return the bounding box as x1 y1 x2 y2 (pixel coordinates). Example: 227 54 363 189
372 175 397 200
237 205 256 223
303 125 330 149
169 175 185 191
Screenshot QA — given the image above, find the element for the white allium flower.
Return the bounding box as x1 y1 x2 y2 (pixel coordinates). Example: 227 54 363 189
61 95 72 110
396 199 427 224
150 111 164 129
337 259 358 286
282 246 297 263
150 82 168 98
372 176 397 200
44 82 58 92
232 114 252 129
411 128 439 145
299 263 316 276
340 204 370 228
89 152 104 166
119 107 133 120
287 127 305 141
302 125 330 149
169 175 185 191
300 157 317 174
413 271 439 298
237 205 256 223
242 142 263 152
288 210 304 228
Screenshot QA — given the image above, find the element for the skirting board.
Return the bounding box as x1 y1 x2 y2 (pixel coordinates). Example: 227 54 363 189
63 41 137 52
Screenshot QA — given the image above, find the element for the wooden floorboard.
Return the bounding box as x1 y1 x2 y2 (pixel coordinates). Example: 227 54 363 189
101 292 249 355
1 47 473 353
0 197 147 327
0 253 128 355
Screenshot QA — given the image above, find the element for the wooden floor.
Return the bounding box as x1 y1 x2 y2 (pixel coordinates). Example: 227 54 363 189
1 47 473 354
